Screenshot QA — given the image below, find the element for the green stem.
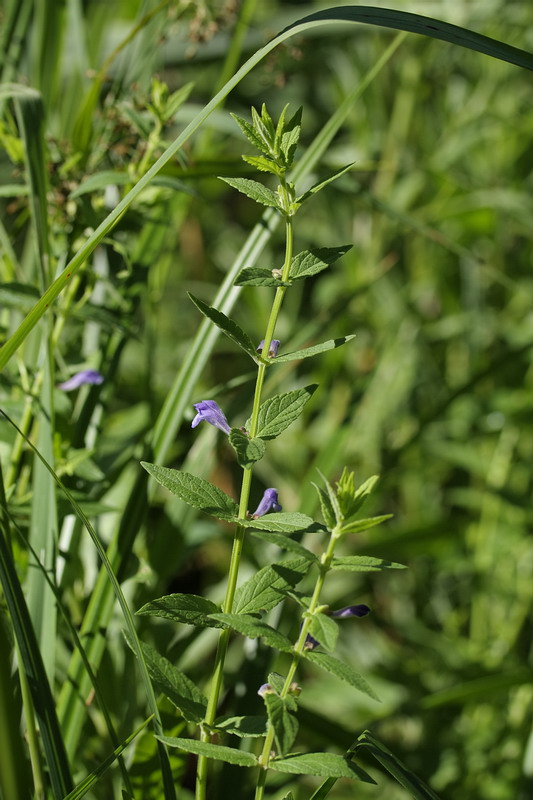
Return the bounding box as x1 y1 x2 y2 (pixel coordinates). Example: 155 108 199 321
254 529 340 800
195 213 293 800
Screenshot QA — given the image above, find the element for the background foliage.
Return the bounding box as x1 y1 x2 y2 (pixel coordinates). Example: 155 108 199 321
1 1 533 798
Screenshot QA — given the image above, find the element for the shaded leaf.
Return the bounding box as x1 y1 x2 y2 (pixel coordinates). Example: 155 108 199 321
263 693 299 755
234 558 308 614
188 293 258 360
209 613 293 652
234 267 283 287
307 613 338 651
357 731 441 799
240 512 316 533
137 593 223 628
255 386 317 440
213 715 267 737
251 530 318 561
302 651 380 702
141 463 238 520
229 428 266 468
331 556 406 572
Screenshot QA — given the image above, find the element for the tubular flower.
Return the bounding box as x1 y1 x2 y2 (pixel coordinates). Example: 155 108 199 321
252 488 282 518
191 400 231 434
257 339 280 358
58 370 104 391
330 604 371 619
257 683 273 698
303 633 320 651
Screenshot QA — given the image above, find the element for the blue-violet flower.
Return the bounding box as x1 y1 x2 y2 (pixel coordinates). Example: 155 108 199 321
252 488 282 518
257 339 280 358
58 370 104 391
191 400 231 435
257 683 273 697
303 633 320 651
330 604 371 619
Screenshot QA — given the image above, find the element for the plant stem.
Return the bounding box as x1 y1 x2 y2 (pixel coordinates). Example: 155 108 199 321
195 214 293 800
254 529 340 800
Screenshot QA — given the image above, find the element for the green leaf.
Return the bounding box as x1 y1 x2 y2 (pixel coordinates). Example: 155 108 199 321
297 163 355 203
312 483 336 529
251 530 318 561
240 512 316 533
242 154 279 175
275 336 356 363
188 293 258 361
318 471 343 526
279 106 302 167
289 246 352 281
302 651 380 702
271 752 376 783
268 672 286 694
307 613 338 652
230 112 270 155
141 463 238 520
357 731 441 800
136 593 223 628
331 556 406 572
209 613 293 653
338 514 393 535
234 558 308 614
220 177 281 209
255 386 317 440
127 639 207 723
157 736 257 767
229 428 266 468
234 267 283 287
348 475 380 514
263 693 299 756
213 715 267 737
162 81 194 122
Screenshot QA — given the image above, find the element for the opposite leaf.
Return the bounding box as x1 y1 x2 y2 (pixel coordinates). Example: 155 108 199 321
158 736 257 767
234 558 308 615
255 386 317 440
302 651 380 702
188 293 258 361
229 428 266 468
297 162 356 203
220 177 281 209
263 693 299 756
234 267 283 287
307 612 338 652
331 556 406 572
289 246 352 282
271 752 375 783
141 463 238 520
209 613 293 653
275 336 356 363
338 514 393 536
136 593 223 628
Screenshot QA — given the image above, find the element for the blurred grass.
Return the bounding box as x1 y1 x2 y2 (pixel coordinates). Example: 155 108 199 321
1 1 533 798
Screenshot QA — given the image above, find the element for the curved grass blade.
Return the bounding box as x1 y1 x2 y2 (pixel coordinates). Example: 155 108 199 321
0 411 176 800
2 8 533 369
63 715 153 800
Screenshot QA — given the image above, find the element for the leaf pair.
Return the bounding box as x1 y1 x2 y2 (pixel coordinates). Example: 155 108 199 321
234 244 352 287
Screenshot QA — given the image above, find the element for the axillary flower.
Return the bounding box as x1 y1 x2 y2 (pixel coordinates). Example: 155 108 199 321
252 488 282 518
191 400 231 434
257 339 280 358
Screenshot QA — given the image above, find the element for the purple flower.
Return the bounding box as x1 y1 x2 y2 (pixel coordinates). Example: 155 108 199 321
191 400 231 435
58 370 104 391
257 339 280 358
330 604 371 619
252 488 282 518
303 633 320 651
257 683 273 697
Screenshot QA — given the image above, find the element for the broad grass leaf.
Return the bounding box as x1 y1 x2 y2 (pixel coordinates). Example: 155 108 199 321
127 638 207 724
220 177 281 209
255 386 317 439
141 463 238 520
229 428 266 468
302 651 380 702
188 293 258 360
263 693 299 755
289 246 352 281
234 558 308 614
137 594 223 628
357 731 441 799
209 613 293 652
270 752 376 783
251 530 318 561
157 736 257 767
331 556 406 572
275 336 356 363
